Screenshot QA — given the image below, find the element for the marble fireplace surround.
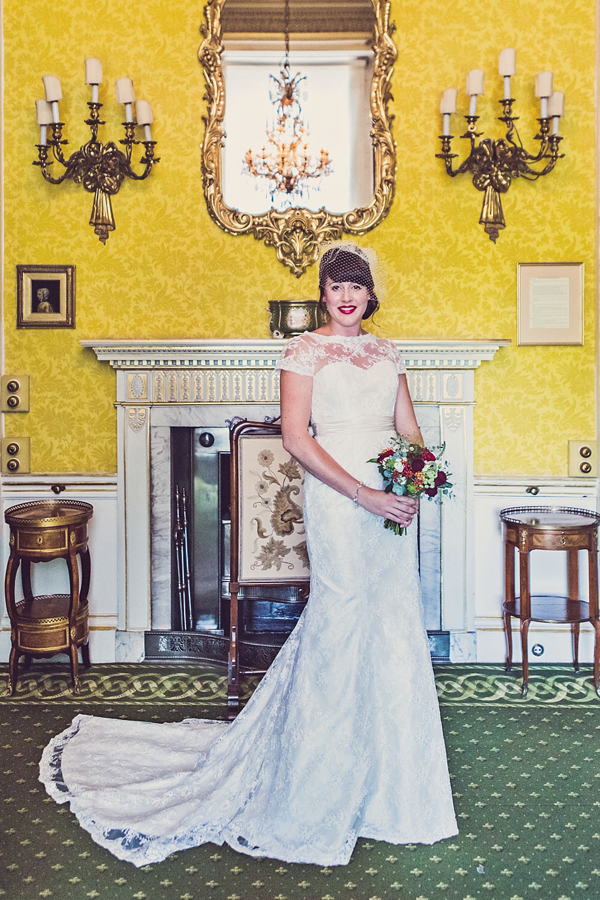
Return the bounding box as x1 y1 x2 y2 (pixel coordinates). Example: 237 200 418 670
83 338 508 662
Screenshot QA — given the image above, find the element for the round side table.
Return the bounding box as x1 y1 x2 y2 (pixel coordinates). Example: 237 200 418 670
500 506 600 697
4 499 93 694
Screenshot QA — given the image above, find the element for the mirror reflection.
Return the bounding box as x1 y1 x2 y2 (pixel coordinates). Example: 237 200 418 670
221 0 375 214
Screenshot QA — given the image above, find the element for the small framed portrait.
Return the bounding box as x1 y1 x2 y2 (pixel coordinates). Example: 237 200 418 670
16 264 75 329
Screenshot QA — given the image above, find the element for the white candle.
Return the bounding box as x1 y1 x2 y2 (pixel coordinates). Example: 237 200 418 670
115 77 135 104
498 48 516 76
443 113 450 136
36 98 52 144
135 100 153 124
547 90 565 117
42 74 62 102
535 71 554 97
35 98 53 125
535 71 553 117
466 69 484 115
135 100 154 140
499 49 516 99
85 57 103 85
466 69 485 96
85 57 102 101
548 91 564 136
440 88 457 114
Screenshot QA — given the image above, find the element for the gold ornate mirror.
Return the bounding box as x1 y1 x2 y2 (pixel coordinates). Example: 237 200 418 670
199 0 397 276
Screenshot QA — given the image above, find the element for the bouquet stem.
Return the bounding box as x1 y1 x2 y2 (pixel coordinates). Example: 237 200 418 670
384 518 407 537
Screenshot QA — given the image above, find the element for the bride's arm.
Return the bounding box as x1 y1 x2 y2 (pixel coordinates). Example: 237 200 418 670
394 374 424 446
280 369 418 527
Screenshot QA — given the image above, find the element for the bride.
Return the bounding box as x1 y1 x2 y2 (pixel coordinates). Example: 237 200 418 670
39 244 457 867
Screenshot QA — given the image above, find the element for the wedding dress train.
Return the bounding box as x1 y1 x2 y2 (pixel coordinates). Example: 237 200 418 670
39 332 457 866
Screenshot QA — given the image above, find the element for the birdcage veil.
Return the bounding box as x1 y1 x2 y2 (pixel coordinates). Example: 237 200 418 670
318 243 385 319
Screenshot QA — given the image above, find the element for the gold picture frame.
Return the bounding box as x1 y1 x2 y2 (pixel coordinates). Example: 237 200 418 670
517 262 583 346
198 0 398 277
17 264 75 329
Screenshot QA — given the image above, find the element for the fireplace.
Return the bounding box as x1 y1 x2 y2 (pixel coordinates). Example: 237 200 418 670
83 338 508 663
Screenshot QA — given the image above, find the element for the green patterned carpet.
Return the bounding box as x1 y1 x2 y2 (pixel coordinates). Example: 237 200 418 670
1 662 599 900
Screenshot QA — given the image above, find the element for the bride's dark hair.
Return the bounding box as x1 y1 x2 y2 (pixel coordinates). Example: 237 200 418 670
318 246 379 320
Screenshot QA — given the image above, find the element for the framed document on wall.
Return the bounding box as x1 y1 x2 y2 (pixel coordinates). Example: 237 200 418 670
517 262 584 346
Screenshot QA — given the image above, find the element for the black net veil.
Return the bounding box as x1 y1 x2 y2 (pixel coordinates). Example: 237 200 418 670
318 244 382 320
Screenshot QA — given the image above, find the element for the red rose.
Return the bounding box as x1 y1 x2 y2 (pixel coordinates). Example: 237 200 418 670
424 487 437 497
411 457 425 472
422 449 436 461
378 448 395 463
434 471 447 487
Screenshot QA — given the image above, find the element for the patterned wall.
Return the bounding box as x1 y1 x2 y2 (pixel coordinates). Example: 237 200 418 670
2 0 596 474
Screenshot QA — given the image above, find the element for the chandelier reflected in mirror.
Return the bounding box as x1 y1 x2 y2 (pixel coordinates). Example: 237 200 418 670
199 0 398 277
242 0 332 206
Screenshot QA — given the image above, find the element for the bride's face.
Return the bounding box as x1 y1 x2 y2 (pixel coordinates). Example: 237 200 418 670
322 277 370 332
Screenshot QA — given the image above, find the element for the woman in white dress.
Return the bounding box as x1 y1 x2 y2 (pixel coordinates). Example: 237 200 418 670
39 245 457 867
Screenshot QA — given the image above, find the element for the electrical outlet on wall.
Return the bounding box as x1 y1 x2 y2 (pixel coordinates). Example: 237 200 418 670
1 375 30 412
568 440 597 477
1 438 30 474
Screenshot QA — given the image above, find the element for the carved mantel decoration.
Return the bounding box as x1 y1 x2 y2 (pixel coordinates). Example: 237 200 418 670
198 0 398 277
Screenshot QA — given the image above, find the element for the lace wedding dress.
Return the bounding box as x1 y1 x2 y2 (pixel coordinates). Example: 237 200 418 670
39 332 457 867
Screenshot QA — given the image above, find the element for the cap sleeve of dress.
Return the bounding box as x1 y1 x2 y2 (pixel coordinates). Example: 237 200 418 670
386 340 407 376
275 334 316 378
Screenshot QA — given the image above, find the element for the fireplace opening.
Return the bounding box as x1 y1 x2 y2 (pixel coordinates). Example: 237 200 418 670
163 427 305 657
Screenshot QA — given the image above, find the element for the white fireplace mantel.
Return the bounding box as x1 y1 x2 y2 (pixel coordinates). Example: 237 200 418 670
82 338 508 369
82 337 508 663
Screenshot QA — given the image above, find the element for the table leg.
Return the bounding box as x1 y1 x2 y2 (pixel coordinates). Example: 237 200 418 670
21 559 34 603
504 541 514 672
588 534 599 694
519 547 531 697
5 550 20 695
566 547 580 672
520 618 530 698
66 544 81 695
79 547 92 669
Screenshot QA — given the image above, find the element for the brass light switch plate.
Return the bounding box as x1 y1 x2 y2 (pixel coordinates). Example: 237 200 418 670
1 438 30 474
568 440 597 477
1 375 30 412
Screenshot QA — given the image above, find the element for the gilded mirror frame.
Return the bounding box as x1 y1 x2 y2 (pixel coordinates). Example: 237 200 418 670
198 0 397 277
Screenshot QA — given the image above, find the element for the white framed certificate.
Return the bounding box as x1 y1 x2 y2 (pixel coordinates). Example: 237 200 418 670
517 262 584 345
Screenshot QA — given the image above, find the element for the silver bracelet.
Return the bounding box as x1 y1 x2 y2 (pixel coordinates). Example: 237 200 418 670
353 481 365 507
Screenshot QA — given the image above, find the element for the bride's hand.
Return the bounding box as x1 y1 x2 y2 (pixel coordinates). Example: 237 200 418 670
358 487 419 527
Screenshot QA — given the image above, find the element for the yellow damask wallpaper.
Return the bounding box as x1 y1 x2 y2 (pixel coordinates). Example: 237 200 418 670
2 0 596 474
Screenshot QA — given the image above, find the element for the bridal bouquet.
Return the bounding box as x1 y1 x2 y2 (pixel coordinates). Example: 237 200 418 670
368 436 453 535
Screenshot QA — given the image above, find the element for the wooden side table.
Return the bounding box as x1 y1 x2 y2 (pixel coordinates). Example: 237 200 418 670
500 506 600 697
4 499 93 694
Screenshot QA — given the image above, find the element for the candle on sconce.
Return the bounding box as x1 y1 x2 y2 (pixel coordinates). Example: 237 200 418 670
548 90 564 135
535 71 553 118
35 98 53 145
440 88 457 136
135 100 153 141
42 75 62 123
498 48 516 100
115 77 135 122
85 57 103 104
466 69 484 116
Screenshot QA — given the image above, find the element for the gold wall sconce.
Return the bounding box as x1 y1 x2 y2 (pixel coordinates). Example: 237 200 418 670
436 50 564 242
34 59 159 244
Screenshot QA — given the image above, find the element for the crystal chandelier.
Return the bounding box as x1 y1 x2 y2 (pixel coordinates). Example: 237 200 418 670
243 0 332 205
